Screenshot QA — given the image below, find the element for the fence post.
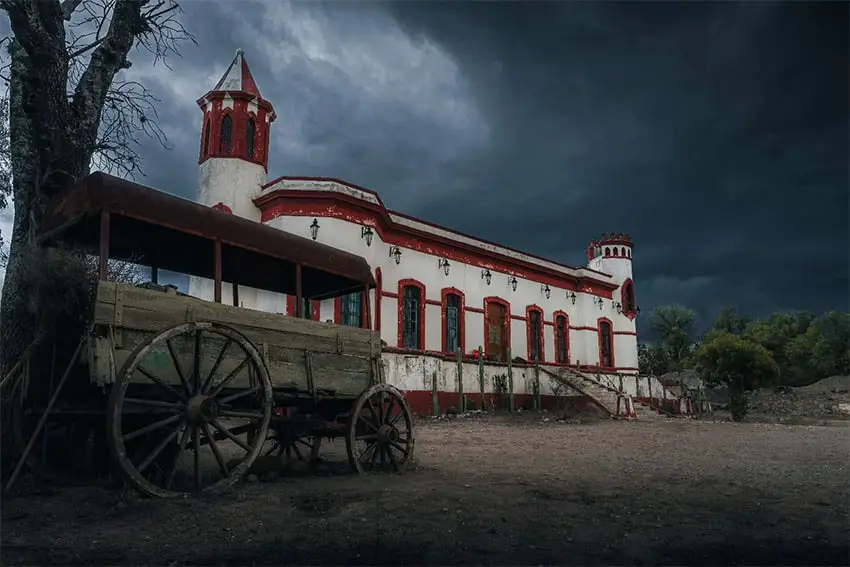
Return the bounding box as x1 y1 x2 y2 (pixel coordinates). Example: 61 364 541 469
534 362 541 411
456 348 464 413
431 370 439 417
507 347 514 412
478 346 485 410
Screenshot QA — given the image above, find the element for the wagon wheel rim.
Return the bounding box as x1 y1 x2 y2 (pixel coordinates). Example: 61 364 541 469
346 384 414 474
107 321 272 498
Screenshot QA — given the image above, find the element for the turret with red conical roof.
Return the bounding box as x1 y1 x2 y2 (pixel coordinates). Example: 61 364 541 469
195 49 276 222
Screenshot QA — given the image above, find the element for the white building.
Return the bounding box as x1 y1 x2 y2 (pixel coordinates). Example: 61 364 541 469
188 51 652 416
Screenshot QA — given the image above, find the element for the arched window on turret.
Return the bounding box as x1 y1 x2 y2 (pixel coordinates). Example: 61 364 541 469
246 118 256 159
203 119 211 157
623 281 636 313
220 114 232 155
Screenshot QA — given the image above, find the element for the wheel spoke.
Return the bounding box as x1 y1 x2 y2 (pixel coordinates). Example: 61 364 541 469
202 423 229 477
136 366 188 403
192 329 202 392
210 419 252 452
192 425 201 492
124 414 182 443
166 338 192 396
124 398 183 411
365 442 379 470
355 432 379 442
357 413 379 433
164 425 192 490
209 357 250 398
390 440 408 455
264 440 281 457
386 444 399 471
219 410 265 420
201 337 233 394
218 386 260 405
385 397 396 424
137 423 181 474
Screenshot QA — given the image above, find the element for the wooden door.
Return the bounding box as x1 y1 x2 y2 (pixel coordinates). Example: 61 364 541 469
486 302 507 362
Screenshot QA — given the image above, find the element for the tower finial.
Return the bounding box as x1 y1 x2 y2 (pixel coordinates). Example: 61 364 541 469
235 48 244 57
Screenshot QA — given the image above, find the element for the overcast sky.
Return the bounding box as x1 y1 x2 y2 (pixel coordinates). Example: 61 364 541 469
1 1 847 335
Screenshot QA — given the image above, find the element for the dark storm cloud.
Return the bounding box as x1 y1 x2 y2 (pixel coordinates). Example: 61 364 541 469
382 1 849 328
17 1 842 331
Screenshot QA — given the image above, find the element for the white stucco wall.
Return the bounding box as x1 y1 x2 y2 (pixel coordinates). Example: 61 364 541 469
198 158 266 222
265 215 639 370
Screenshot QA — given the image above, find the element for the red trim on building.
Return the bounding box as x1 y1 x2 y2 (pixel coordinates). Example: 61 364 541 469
483 297 511 360
197 93 274 172
375 268 382 332
397 279 426 350
597 317 615 369
525 305 545 362
255 192 618 299
614 330 637 336
440 287 466 355
285 295 319 320
620 278 637 321
285 295 295 316
211 202 233 214
311 300 320 321
465 306 485 314
553 310 569 364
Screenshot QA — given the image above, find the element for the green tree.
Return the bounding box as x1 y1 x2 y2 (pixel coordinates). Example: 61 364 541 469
743 311 816 385
638 342 671 376
692 332 779 421
648 305 697 370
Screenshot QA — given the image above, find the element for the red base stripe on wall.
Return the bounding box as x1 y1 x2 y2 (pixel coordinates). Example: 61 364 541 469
400 390 608 418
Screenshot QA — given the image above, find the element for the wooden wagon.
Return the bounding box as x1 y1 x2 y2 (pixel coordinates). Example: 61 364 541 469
6 173 414 498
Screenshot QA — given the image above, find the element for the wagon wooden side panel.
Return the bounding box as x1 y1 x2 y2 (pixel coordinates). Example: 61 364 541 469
91 282 380 398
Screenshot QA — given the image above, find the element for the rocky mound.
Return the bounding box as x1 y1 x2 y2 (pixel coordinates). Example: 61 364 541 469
748 376 850 418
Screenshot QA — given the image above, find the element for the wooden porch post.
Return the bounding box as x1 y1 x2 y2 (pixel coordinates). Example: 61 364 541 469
363 286 372 329
213 239 222 303
295 263 303 318
98 211 110 281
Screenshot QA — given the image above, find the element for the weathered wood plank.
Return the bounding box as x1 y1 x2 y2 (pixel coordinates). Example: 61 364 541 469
94 282 380 357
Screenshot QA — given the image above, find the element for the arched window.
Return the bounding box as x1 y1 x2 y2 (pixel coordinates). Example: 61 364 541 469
338 292 362 327
613 247 619 257
555 313 568 364
605 247 610 257
203 119 211 157
399 280 426 350
526 306 544 362
442 290 464 354
246 118 256 159
622 280 636 313
621 247 626 257
220 114 233 155
598 318 614 368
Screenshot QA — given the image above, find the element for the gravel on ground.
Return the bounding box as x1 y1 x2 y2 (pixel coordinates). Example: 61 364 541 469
1 413 848 566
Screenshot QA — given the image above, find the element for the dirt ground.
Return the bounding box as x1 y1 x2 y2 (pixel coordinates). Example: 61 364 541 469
2 413 848 566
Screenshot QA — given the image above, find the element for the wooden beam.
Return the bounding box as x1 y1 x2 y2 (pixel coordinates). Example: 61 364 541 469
98 211 110 280
213 239 222 303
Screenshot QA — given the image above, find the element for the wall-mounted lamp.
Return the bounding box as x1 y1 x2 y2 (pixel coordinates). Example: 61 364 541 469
566 291 577 305
309 218 320 240
388 246 402 265
508 276 518 292
360 226 374 246
438 258 451 276
541 284 551 300
481 269 492 286
594 297 604 310
613 301 622 314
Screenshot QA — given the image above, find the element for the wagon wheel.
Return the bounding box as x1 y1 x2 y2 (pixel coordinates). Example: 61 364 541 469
265 431 323 468
107 322 272 498
346 384 414 474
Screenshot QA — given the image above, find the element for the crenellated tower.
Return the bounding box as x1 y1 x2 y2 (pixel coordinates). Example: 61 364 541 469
587 233 637 320
196 48 276 221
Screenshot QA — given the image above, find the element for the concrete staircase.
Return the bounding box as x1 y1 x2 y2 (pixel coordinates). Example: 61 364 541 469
544 366 667 420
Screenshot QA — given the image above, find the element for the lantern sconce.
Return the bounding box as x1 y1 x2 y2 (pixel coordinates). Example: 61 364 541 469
481 269 492 286
593 297 604 310
613 301 622 314
566 291 577 305
438 258 451 276
541 284 551 300
388 246 402 265
360 226 374 247
309 218 320 240
508 276 518 292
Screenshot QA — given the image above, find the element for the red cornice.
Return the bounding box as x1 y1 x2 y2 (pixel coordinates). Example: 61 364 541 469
255 190 618 298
